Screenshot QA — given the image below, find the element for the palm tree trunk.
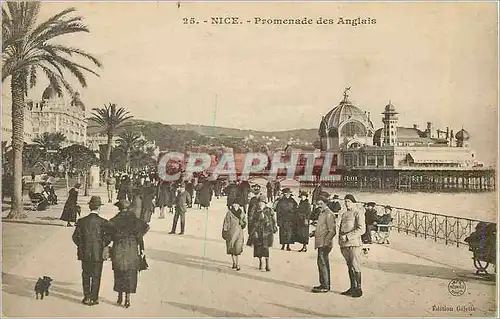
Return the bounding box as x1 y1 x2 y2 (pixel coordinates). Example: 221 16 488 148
105 133 113 180
83 170 89 196
7 74 26 219
126 150 131 173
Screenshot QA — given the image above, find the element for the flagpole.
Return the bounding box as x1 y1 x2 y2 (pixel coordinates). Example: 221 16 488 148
202 94 217 282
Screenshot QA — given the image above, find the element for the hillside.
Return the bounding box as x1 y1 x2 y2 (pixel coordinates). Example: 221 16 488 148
171 124 318 141
87 118 319 151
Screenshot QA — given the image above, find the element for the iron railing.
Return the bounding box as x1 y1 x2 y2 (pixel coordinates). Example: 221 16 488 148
364 202 490 247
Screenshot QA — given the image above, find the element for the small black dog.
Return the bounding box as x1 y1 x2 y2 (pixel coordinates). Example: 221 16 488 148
35 276 53 300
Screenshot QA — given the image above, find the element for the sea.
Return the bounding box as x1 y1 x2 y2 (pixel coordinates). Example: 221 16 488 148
251 178 498 222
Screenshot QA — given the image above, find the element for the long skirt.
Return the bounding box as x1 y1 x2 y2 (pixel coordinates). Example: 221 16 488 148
279 220 295 245
113 270 138 293
253 245 269 258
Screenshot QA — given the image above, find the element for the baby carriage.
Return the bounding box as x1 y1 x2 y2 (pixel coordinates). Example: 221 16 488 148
371 206 393 244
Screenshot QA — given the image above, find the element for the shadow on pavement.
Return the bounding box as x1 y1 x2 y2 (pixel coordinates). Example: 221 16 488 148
147 230 222 245
2 272 116 306
147 249 309 291
164 301 261 317
267 302 344 317
363 260 496 285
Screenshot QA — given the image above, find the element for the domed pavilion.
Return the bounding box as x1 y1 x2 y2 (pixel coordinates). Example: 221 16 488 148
319 87 375 151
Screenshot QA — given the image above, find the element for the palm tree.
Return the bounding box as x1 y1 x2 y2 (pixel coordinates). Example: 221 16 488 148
33 132 67 151
89 103 133 178
2 2 102 218
116 132 145 172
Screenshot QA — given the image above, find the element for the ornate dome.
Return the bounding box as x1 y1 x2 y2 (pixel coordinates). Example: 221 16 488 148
70 92 85 111
384 101 396 112
455 128 470 140
42 85 61 100
319 88 374 138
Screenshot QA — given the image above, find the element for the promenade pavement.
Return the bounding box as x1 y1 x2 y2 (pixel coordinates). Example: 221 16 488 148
2 187 497 317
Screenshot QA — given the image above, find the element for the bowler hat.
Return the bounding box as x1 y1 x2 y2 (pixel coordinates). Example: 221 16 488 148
114 199 131 210
299 191 308 197
320 191 330 198
88 196 103 206
282 188 292 194
364 201 376 207
344 194 357 203
332 194 339 200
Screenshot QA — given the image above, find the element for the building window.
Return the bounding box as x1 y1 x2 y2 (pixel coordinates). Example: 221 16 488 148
386 157 394 166
367 156 376 166
377 155 385 166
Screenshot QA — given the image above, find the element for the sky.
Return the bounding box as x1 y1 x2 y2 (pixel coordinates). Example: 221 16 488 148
2 1 498 165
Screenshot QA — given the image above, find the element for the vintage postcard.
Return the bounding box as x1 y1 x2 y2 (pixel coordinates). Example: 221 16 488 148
1 1 498 318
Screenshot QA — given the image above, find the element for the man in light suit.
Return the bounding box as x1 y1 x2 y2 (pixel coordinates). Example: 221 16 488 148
338 194 365 298
169 183 191 235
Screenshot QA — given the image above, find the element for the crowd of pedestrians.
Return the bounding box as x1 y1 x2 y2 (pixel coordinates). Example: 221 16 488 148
66 170 378 308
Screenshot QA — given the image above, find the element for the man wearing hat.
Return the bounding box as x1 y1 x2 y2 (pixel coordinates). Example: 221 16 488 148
310 195 336 293
72 196 110 306
338 194 365 298
327 194 342 218
169 183 191 235
275 188 298 251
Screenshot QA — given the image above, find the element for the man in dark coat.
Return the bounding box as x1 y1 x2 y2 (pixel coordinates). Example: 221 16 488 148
237 181 251 213
225 181 238 209
266 181 274 203
169 184 192 235
185 179 194 208
275 188 298 251
327 194 342 217
198 180 213 209
72 196 110 306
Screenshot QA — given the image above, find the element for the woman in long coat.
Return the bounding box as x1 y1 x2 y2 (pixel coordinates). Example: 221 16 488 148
60 183 81 227
275 188 298 251
198 181 213 209
295 191 312 252
106 200 149 308
194 182 203 208
140 182 156 223
222 202 247 271
155 181 170 218
251 195 277 271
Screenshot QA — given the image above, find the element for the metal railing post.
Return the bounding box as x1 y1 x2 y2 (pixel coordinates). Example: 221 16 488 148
445 217 448 245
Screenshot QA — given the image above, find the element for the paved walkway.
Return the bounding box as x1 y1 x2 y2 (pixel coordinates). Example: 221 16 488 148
2 187 497 317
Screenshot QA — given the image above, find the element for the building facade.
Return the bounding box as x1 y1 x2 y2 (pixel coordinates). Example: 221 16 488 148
26 86 88 147
309 88 494 191
319 88 479 170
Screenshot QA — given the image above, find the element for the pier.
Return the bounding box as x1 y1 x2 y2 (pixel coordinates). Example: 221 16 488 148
299 167 496 192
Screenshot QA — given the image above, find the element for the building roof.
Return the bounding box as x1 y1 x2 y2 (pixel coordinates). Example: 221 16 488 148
373 127 427 143
42 86 60 100
319 93 374 138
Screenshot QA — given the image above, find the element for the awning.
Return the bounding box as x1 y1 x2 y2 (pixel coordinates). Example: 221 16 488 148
408 151 473 164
